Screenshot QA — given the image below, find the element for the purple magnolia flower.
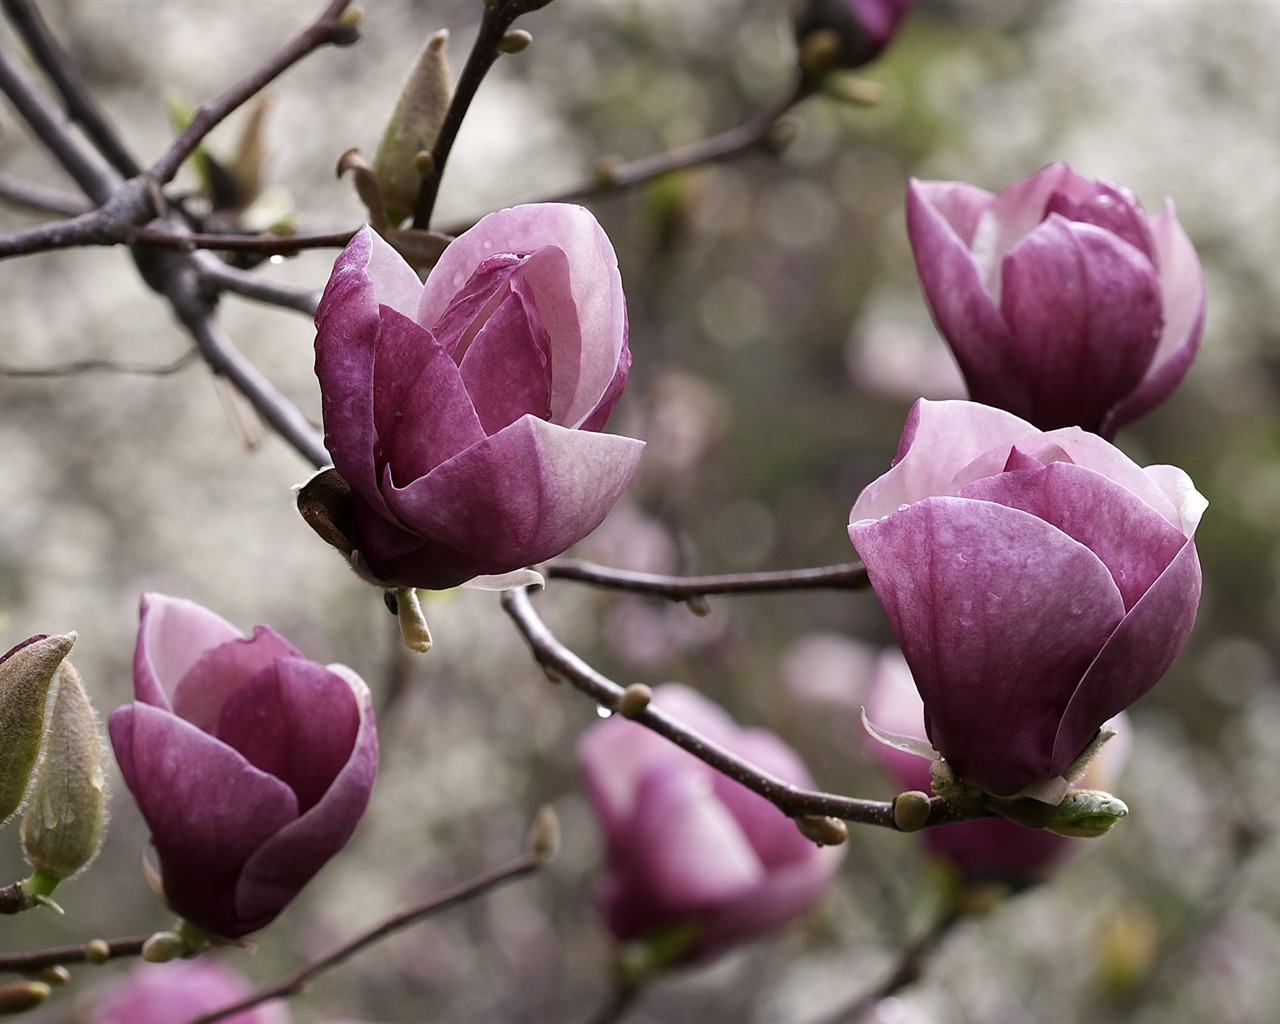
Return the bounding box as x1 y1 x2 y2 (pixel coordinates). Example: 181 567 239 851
309 203 644 590
795 0 915 70
907 163 1204 437
108 594 378 939
866 650 1130 887
578 685 843 964
91 959 288 1024
848 399 1203 798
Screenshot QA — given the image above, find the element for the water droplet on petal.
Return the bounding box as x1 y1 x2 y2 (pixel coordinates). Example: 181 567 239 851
897 503 911 513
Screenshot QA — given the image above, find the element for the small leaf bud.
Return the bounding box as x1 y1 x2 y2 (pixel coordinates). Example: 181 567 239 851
333 6 363 45
0 980 50 1014
0 633 75 826
498 29 532 54
84 939 111 964
1046 789 1129 838
20 661 108 881
141 931 185 963
892 790 932 832
528 805 560 866
795 814 849 847
24 966 69 987
684 594 711 617
618 684 652 719
542 666 565 685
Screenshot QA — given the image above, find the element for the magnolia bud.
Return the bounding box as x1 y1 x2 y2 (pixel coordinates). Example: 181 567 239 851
0 980 50 1014
0 633 75 826
20 661 108 881
374 30 452 227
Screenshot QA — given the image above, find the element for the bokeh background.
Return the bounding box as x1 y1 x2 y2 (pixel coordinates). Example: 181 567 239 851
2 1 1279 1021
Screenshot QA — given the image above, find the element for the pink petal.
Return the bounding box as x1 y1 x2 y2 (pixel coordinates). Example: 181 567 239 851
969 163 1083 291
909 179 993 247
849 497 1126 796
235 664 378 931
134 593 243 711
1000 216 1162 430
214 658 360 813
1043 179 1155 261
171 626 301 732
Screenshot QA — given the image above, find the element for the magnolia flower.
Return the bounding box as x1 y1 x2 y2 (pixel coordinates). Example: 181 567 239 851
907 163 1204 436
866 650 1131 886
108 594 378 938
303 203 644 590
578 685 843 964
91 960 288 1024
848 399 1203 799
795 0 915 71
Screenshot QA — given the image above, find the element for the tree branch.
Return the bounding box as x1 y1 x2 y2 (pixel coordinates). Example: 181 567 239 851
187 851 543 1024
131 224 357 256
545 559 869 600
149 0 358 187
501 586 979 831
0 170 90 216
192 251 322 316
0 935 148 974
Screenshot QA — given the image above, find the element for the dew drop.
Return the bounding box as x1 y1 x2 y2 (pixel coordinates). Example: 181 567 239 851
897 503 911 513
952 553 968 569
269 254 286 265
595 704 613 719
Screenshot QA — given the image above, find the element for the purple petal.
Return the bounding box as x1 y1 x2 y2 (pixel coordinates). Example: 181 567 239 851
108 703 298 937
1044 179 1155 261
578 325 631 432
1103 199 1205 436
958 460 1187 609
170 625 302 732
907 183 1028 416
849 399 1038 522
1053 539 1201 770
235 664 378 931
429 252 529 361
1000 216 1162 431
133 593 244 711
969 163 1084 288
214 658 360 813
372 308 485 484
417 205 627 429
909 179 994 248
849 497 1126 796
383 415 644 568
315 228 423 517
94 960 289 1024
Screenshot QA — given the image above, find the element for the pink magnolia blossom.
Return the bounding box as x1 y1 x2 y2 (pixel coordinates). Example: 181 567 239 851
848 399 1203 798
795 0 915 70
578 685 843 963
92 959 288 1024
108 594 378 938
866 650 1131 886
310 204 644 590
907 163 1204 437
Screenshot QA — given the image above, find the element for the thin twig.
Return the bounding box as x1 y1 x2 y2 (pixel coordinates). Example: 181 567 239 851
0 935 149 974
149 0 358 187
2 0 142 177
186 852 542 1024
132 224 357 256
192 251 322 316
411 0 552 229
0 39 121 203
545 559 869 600
0 170 90 216
500 586 979 831
0 174 159 260
0 349 196 378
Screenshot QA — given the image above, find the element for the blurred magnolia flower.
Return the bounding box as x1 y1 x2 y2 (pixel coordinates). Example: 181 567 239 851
848 399 1203 799
91 959 288 1024
108 594 378 938
908 163 1204 437
578 684 843 965
795 0 915 73
866 649 1131 886
302 204 643 591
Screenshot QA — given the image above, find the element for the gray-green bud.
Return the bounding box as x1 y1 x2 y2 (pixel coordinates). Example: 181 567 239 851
20 661 108 881
0 633 75 826
1045 789 1129 838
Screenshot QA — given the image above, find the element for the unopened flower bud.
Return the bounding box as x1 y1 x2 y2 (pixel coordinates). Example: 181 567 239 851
374 30 452 227
1046 789 1129 838
84 939 111 964
892 790 931 832
618 684 652 719
0 980 50 1014
140 931 185 963
20 662 108 882
0 633 76 826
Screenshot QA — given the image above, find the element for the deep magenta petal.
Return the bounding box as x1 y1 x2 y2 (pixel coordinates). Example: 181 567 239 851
1000 216 1162 431
457 283 553 434
170 626 301 733
1044 179 1155 261
214 658 360 813
849 497 1126 795
133 593 243 711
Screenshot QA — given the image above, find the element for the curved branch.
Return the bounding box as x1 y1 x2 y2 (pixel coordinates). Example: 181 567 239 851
545 559 869 600
0 935 148 974
0 170 90 216
132 224 357 255
501 586 979 831
192 251 321 316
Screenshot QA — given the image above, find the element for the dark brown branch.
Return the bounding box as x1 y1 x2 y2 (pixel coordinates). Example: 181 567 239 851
187 852 542 1024
132 224 357 256
0 39 121 203
149 0 358 187
501 586 979 830
2 0 142 177
411 0 553 229
0 170 90 216
545 559 869 600
0 935 148 974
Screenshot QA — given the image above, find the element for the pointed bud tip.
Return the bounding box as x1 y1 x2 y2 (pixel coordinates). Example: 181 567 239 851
528 805 560 865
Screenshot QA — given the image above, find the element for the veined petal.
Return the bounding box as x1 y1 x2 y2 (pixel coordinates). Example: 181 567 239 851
134 593 244 711
171 626 302 732
849 497 1126 796
970 163 1082 293
1044 179 1156 261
